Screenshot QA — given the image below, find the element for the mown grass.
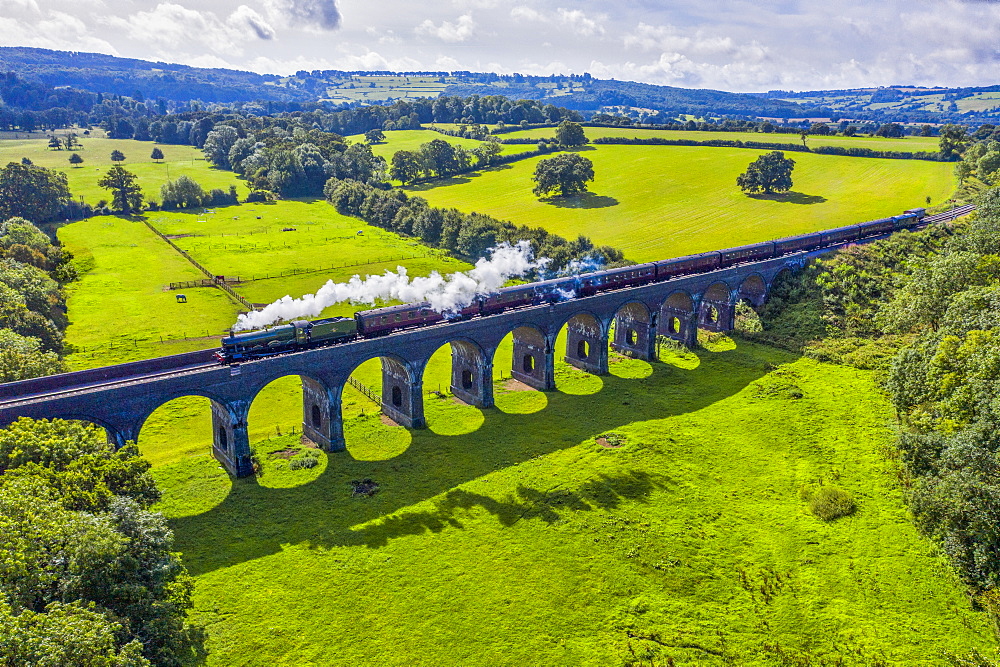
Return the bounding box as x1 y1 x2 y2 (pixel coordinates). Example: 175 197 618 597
148 339 994 665
0 133 240 204
501 126 943 152
409 145 956 262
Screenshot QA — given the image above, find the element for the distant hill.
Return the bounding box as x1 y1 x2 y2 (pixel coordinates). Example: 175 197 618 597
765 85 1000 123
0 47 311 103
2 47 999 123
0 46 822 118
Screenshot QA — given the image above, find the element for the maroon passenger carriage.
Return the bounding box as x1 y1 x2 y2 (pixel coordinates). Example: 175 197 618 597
220 208 930 361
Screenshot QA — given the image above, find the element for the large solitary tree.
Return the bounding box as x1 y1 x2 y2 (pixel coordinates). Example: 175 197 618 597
555 120 587 146
97 166 144 213
737 151 795 195
532 153 595 197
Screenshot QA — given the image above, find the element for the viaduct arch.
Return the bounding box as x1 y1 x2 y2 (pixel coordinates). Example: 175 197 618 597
0 250 811 477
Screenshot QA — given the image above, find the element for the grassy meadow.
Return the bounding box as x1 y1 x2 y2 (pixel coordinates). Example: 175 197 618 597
0 131 241 204
2 131 994 664
148 340 995 665
500 126 943 153
410 145 956 262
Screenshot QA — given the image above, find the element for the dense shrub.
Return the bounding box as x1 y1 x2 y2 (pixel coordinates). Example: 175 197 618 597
808 486 857 521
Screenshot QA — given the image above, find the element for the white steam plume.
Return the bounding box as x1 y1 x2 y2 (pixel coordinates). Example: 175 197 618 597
234 241 546 331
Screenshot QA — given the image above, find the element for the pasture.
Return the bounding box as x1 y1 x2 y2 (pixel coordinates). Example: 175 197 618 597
0 132 240 203
148 341 995 665
4 131 991 664
500 126 943 153
409 145 956 262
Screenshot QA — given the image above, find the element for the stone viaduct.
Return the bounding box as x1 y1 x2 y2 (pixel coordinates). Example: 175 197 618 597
0 249 815 477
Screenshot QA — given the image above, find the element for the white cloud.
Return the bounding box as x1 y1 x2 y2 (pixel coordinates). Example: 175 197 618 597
556 8 604 36
415 13 475 42
102 3 274 57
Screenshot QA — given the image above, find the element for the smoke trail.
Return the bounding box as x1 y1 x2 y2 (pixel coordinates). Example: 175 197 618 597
234 241 547 331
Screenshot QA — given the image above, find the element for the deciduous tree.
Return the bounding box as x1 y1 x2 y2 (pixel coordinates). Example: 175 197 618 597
68 153 83 167
0 162 71 223
110 149 126 163
532 153 595 197
97 166 144 213
736 151 795 195
555 120 587 146
150 147 164 162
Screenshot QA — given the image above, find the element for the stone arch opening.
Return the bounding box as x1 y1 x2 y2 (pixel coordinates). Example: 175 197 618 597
246 373 327 445
421 336 489 436
561 311 608 377
611 301 654 360
737 273 768 308
134 392 226 468
658 291 696 347
700 281 734 332
340 353 416 461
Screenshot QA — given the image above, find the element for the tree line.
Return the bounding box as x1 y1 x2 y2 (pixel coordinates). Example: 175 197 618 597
324 177 623 271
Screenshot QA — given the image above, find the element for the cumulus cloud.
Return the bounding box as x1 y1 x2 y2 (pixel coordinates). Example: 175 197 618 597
102 3 274 56
510 6 605 36
263 0 341 31
6 0 1000 92
415 13 476 42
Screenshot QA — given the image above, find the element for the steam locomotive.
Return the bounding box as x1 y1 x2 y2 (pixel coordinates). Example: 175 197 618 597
216 208 927 364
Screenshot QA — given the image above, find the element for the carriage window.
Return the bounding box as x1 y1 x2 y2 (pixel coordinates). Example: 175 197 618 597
394 314 401 321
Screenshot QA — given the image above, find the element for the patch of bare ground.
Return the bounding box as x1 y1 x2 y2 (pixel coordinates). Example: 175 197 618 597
503 378 536 392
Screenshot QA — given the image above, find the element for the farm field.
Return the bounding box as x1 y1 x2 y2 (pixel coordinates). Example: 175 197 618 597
0 132 241 203
410 145 956 262
148 340 995 665
500 126 942 152
6 130 992 664
345 128 536 161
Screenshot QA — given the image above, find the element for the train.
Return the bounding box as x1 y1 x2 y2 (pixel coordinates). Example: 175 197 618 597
216 208 927 364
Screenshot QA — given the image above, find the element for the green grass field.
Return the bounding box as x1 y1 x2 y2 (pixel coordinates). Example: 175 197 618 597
0 132 240 204
500 127 943 152
345 129 536 164
409 145 956 262
6 132 993 664
147 340 994 665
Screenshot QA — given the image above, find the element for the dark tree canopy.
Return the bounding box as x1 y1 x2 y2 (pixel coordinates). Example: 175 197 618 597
150 147 164 162
365 128 385 144
0 162 71 223
109 149 125 163
736 151 795 195
97 166 144 213
555 120 588 146
532 153 595 198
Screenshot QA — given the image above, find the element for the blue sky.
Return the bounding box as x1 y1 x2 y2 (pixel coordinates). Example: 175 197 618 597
2 0 999 91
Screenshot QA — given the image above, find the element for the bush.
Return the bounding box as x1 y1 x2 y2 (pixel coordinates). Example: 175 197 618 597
289 452 319 470
808 486 857 521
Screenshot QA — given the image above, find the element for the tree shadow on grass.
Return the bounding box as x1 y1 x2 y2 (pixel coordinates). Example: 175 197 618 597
540 191 619 209
749 192 827 205
169 342 797 576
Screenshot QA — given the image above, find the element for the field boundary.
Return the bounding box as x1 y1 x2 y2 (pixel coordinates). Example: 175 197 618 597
141 219 255 311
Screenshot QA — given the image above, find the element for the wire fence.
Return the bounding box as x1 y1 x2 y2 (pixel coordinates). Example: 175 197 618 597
347 376 380 405
144 219 255 311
